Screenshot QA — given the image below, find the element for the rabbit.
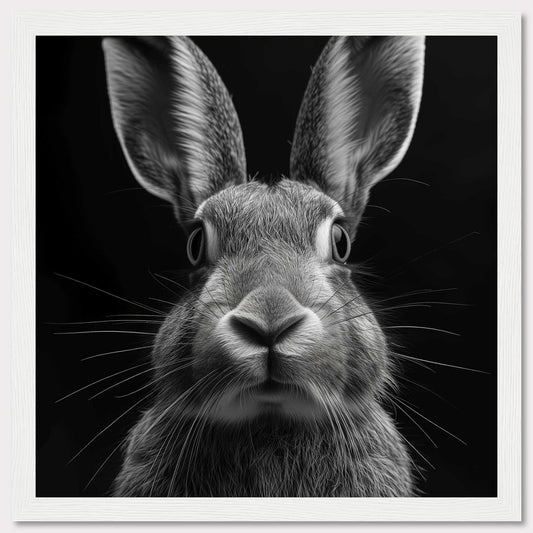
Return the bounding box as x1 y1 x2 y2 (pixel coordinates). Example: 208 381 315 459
102 35 425 497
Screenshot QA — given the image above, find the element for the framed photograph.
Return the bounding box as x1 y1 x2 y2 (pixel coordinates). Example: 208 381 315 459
13 11 521 521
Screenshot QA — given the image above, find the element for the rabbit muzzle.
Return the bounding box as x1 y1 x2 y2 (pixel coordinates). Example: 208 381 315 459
191 284 338 422
221 285 322 379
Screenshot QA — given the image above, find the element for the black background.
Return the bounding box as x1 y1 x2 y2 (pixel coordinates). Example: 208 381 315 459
36 36 497 497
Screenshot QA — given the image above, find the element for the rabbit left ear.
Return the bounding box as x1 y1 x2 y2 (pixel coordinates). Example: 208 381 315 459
102 37 247 224
290 36 425 236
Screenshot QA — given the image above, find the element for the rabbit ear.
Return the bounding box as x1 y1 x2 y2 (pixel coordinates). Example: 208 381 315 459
290 36 425 235
102 37 246 222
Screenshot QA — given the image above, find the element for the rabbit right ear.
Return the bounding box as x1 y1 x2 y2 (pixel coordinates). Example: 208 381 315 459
290 36 425 237
102 37 247 223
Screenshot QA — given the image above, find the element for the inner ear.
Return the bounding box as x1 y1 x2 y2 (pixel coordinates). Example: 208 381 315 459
290 36 425 237
103 36 247 226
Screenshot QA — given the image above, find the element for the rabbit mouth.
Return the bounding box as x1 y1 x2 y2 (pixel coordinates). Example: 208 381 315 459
245 378 297 403
241 378 320 417
207 376 320 423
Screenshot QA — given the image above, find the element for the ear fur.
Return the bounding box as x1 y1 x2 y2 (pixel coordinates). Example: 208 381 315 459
290 36 425 236
102 36 246 223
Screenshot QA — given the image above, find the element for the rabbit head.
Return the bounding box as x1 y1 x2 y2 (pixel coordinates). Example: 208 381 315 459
103 36 425 426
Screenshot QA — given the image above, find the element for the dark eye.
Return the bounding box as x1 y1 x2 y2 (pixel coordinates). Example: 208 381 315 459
331 223 351 263
187 225 205 266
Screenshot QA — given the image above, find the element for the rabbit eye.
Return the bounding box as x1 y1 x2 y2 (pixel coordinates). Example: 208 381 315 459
187 225 205 266
331 223 351 263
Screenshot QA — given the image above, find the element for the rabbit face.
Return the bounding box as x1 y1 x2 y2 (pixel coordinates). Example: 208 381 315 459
150 179 390 424
103 33 423 423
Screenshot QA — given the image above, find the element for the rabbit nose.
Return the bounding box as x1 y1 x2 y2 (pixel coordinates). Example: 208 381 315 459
229 312 306 347
227 286 309 347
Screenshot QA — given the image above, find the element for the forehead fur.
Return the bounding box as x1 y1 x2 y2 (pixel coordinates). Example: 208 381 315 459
197 179 340 256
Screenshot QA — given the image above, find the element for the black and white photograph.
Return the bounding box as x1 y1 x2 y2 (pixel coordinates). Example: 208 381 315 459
35 33 500 500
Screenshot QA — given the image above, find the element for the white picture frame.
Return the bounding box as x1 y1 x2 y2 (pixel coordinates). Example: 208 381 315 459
11 11 521 522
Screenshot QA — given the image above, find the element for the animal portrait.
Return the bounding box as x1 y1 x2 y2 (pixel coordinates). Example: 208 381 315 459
36 35 497 498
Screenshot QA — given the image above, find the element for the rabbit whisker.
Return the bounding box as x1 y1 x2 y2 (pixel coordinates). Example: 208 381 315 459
149 269 181 297
84 438 127 491
153 273 223 321
140 368 222 447
222 278 232 309
393 396 467 446
149 297 176 307
68 388 158 465
381 177 430 187
56 361 153 403
103 186 147 195
397 375 455 407
391 352 488 374
382 325 460 337
107 313 164 318
203 285 226 317
55 272 164 315
372 288 460 302
324 297 470 329
89 361 190 401
313 282 347 315
385 231 480 280
325 303 433 328
367 203 391 214
389 398 438 448
55 330 156 336
397 430 434 474
81 344 155 362
114 361 194 399
49 319 163 326
316 282 365 320
152 271 185 288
